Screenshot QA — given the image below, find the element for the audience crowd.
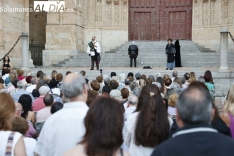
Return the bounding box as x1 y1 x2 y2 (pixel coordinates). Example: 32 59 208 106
0 68 234 156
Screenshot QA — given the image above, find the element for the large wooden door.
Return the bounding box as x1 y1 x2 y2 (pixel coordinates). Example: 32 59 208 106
129 0 192 41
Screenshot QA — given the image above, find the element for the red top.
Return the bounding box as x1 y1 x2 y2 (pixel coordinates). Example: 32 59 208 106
32 96 45 111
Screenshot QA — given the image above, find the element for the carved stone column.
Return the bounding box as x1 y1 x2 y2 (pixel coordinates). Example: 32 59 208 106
21 32 29 71
219 28 230 72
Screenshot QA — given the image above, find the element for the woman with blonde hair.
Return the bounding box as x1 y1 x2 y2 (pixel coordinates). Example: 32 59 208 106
187 72 196 83
0 92 26 156
221 84 234 138
168 93 179 119
139 79 146 88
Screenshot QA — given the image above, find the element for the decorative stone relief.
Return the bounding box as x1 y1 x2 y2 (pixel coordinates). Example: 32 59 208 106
123 0 127 5
106 0 111 5
97 0 101 2
113 0 119 5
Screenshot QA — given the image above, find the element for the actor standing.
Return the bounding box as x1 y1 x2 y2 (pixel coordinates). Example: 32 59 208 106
175 40 182 67
87 36 101 70
165 39 176 70
128 41 138 67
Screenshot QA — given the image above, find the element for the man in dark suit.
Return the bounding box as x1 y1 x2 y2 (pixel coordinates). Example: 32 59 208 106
128 41 138 67
151 82 234 156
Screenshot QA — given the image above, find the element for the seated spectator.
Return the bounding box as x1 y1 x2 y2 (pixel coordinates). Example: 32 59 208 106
36 70 44 80
187 72 196 83
152 82 234 156
148 75 155 82
146 77 153 85
155 72 162 80
43 74 51 86
51 102 63 114
110 72 117 78
19 94 38 138
9 73 19 88
125 94 138 119
140 74 146 81
96 76 104 93
110 79 119 90
128 76 134 82
26 77 37 93
15 102 23 117
64 97 130 156
118 73 126 90
87 90 98 107
36 94 54 122
130 81 139 91
32 79 46 98
32 86 50 111
135 73 141 84
171 71 178 82
0 92 26 156
121 88 129 108
163 74 170 83
110 89 122 101
139 79 146 88
156 77 165 97
25 76 32 87
133 87 141 97
221 84 234 138
104 76 110 86
101 85 111 97
56 73 63 89
17 69 25 81
90 80 100 93
11 80 34 102
125 84 171 156
164 78 175 99
171 82 182 95
183 72 190 89
204 70 215 99
48 70 58 89
173 77 182 88
168 93 179 120
127 72 134 79
12 117 37 156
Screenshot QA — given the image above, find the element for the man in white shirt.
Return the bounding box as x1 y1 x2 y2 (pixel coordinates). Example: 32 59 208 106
86 36 101 70
26 77 37 93
125 94 138 120
36 94 54 123
34 73 89 156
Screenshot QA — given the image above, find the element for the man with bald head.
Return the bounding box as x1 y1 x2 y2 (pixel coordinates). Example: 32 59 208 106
151 82 234 156
34 73 89 156
15 102 23 117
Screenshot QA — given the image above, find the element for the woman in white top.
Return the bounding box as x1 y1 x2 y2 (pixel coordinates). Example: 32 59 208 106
64 97 130 156
125 84 170 156
0 92 26 156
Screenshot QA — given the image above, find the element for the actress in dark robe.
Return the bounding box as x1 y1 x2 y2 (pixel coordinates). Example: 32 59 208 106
165 39 176 70
175 40 182 67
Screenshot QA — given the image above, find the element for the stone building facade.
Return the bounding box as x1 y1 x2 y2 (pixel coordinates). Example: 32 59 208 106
0 0 233 66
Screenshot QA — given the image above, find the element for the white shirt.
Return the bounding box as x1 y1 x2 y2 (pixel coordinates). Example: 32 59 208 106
34 101 89 156
2 74 9 80
0 131 22 156
24 137 37 156
125 106 136 120
26 85 36 93
36 107 51 122
86 41 101 56
124 112 173 156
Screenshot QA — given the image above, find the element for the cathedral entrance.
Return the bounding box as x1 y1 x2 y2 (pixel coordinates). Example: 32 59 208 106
129 0 192 41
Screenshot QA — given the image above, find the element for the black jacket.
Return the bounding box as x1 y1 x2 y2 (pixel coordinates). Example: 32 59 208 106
128 45 138 58
151 125 234 156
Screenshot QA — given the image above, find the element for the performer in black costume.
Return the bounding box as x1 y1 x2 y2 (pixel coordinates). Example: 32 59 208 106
175 40 182 67
128 41 139 67
2 55 12 76
165 39 176 70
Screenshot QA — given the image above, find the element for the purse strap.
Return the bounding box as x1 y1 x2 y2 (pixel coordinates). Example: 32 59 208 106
5 132 15 156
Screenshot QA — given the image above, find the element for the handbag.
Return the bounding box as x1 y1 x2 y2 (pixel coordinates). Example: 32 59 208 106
5 132 15 156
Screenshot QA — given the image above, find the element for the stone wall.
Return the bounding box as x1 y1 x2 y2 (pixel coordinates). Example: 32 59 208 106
192 0 234 52
83 0 128 52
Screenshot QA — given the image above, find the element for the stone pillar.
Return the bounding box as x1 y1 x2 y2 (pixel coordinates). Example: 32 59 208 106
21 32 29 71
219 28 230 72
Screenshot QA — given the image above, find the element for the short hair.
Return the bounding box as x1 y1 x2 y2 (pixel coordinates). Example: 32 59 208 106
87 90 98 107
96 76 103 83
135 73 141 80
168 38 172 42
128 76 134 82
184 73 190 80
43 94 54 106
125 79 130 85
168 93 179 107
180 77 186 84
127 72 134 78
51 70 57 79
51 102 63 114
56 73 63 82
172 71 178 77
146 78 153 85
110 89 122 100
91 80 100 92
17 69 24 76
118 73 126 82
0 92 15 130
39 86 50 95
17 81 26 89
25 76 32 84
37 70 44 78
102 86 111 94
66 71 71 75
152 82 161 89
155 72 162 79
30 77 37 85
104 77 110 86
80 97 124 156
133 87 142 97
61 73 86 100
177 82 213 125
80 70 86 76
173 77 182 87
148 75 155 82
110 72 116 77
128 94 138 105
130 81 139 91
165 78 172 87
110 80 119 89
11 117 28 135
121 88 129 99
